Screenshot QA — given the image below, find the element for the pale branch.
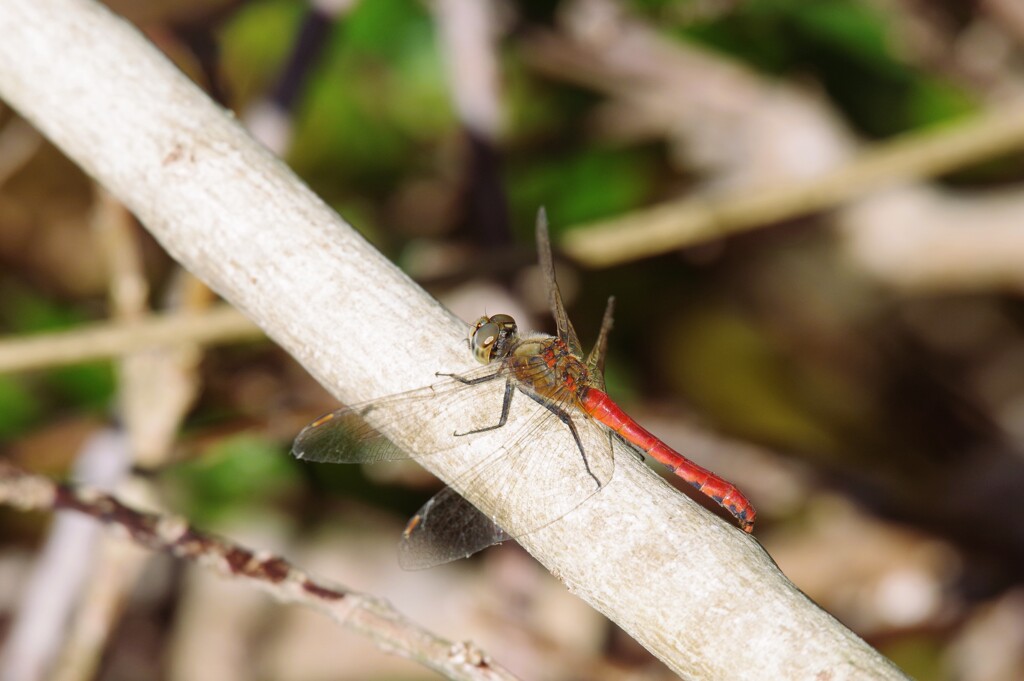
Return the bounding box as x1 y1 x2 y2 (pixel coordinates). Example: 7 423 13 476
562 100 1024 267
0 0 909 678
0 462 519 681
0 305 260 373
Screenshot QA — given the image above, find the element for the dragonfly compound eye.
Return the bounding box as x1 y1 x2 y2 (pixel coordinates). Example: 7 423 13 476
470 314 518 364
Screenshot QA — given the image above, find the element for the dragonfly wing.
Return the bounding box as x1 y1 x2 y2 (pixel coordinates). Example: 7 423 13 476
291 363 507 465
397 379 615 568
444 385 615 546
398 486 511 570
535 208 583 355
293 406 408 463
585 296 615 392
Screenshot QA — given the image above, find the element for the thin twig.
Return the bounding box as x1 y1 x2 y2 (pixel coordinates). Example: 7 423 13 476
562 101 1024 266
0 305 260 373
0 462 519 681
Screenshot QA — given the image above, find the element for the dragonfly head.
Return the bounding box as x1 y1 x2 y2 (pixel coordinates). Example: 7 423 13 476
469 314 518 364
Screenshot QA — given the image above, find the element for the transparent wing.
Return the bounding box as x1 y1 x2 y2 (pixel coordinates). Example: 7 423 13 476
291 362 509 465
453 393 614 537
585 296 615 392
397 372 616 568
398 487 511 570
536 208 583 354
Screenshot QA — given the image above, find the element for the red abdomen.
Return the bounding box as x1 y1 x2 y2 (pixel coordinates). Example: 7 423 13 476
580 388 755 532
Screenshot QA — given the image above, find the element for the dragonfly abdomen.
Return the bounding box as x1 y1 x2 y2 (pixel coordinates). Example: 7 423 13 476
581 388 756 533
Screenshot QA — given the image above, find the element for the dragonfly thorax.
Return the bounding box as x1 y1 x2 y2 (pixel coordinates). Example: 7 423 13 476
470 314 519 364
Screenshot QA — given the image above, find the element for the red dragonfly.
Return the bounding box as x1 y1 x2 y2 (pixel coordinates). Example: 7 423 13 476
293 210 755 569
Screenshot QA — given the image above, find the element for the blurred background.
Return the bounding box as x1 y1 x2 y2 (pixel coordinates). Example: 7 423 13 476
4 0 1024 679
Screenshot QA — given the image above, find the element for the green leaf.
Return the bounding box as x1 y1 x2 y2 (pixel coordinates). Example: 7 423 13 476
509 148 655 229
170 434 298 523
0 376 40 439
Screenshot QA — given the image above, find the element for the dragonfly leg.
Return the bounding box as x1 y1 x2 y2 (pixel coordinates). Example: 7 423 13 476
524 392 601 489
452 378 514 437
436 368 504 385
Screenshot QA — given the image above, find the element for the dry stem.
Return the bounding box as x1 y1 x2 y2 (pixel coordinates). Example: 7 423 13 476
0 462 518 681
0 306 259 373
562 101 1024 266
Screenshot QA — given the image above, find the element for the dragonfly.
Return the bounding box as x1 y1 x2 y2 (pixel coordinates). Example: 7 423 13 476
292 209 755 569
